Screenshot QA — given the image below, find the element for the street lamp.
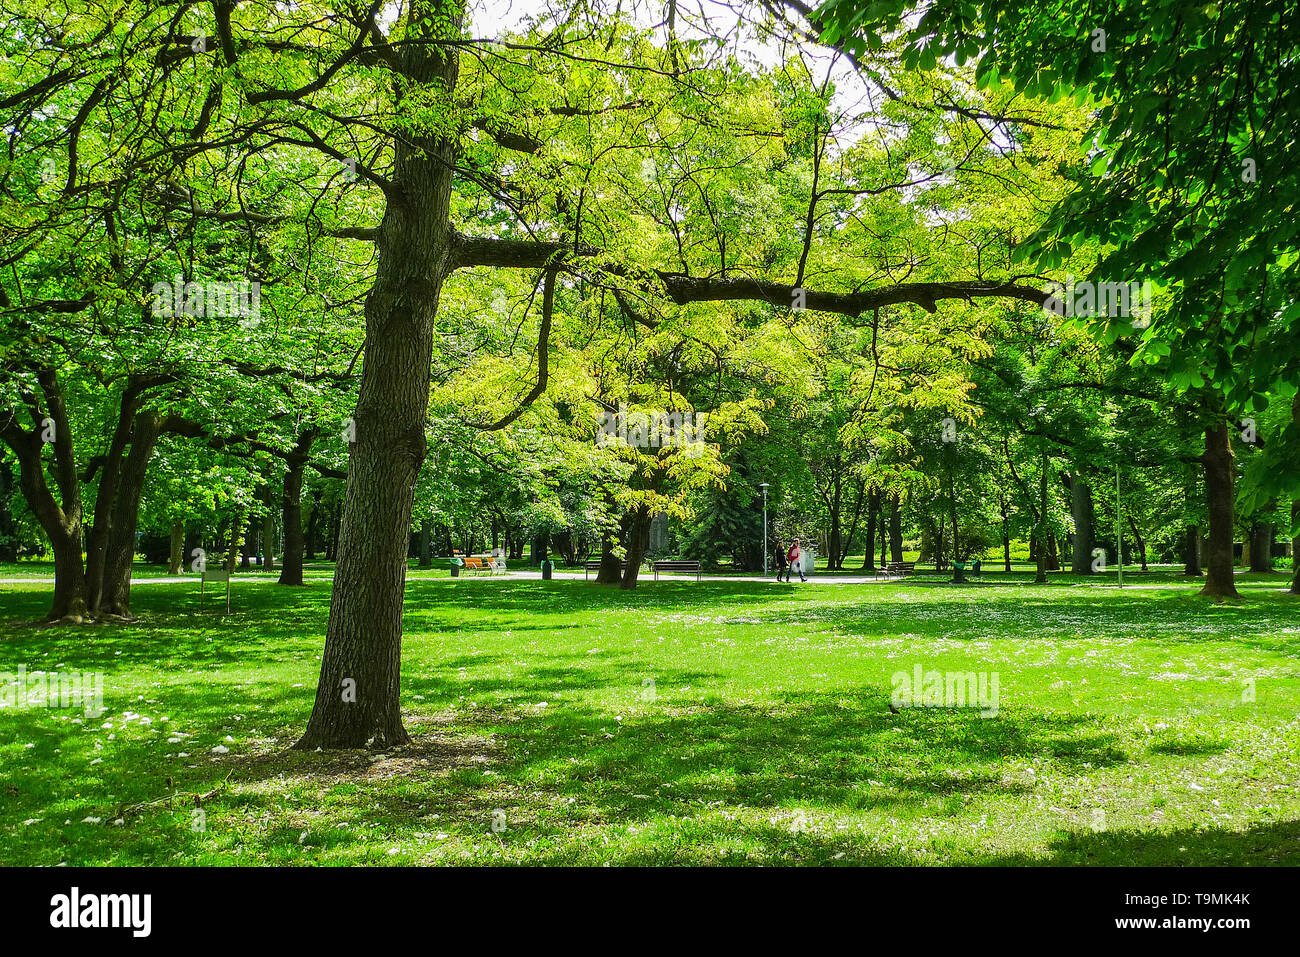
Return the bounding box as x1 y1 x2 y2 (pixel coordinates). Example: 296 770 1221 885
759 483 770 577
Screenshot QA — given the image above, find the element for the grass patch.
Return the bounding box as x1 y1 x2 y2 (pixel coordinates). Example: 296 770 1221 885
1 569 1298 865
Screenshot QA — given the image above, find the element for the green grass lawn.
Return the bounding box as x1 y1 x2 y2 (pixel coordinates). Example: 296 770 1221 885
1 569 1298 865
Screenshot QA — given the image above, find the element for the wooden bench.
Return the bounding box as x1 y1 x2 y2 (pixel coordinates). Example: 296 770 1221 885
653 559 701 582
462 556 506 575
878 561 916 580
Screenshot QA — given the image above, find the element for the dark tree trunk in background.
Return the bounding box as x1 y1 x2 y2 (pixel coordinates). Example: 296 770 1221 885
842 480 865 570
97 411 165 618
1046 533 1060 571
304 489 321 561
261 506 276 572
620 507 651 590
295 0 464 750
278 431 316 586
241 518 255 569
1183 464 1202 575
1200 422 1239 598
945 449 959 563
0 459 19 562
862 491 878 571
1128 517 1149 571
1291 499 1299 595
826 471 843 570
1249 519 1274 572
595 532 622 584
419 518 432 568
84 389 146 613
552 530 576 565
223 513 243 573
1035 455 1049 584
1000 495 1012 572
1184 524 1202 575
2 370 89 620
1065 474 1095 574
889 495 903 563
168 522 184 575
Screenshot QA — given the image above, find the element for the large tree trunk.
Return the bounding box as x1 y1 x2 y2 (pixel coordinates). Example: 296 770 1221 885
84 389 147 612
1200 422 1239 598
295 0 463 750
2 370 89 620
96 412 164 619
1065 474 1095 574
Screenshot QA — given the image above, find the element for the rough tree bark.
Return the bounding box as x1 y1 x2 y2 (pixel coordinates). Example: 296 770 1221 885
1 369 89 620
1064 473 1095 575
1200 421 1239 598
294 0 463 749
97 411 165 618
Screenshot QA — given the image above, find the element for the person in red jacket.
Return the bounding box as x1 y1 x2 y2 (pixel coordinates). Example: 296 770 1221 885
786 538 806 582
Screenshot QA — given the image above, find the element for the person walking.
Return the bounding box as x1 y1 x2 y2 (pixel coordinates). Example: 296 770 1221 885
787 538 806 582
775 540 789 581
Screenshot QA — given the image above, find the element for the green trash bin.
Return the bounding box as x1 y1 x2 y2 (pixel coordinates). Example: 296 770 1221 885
541 559 554 581
951 561 967 584
449 557 464 578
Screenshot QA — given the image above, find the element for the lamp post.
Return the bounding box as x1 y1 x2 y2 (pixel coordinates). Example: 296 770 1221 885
759 483 770 577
